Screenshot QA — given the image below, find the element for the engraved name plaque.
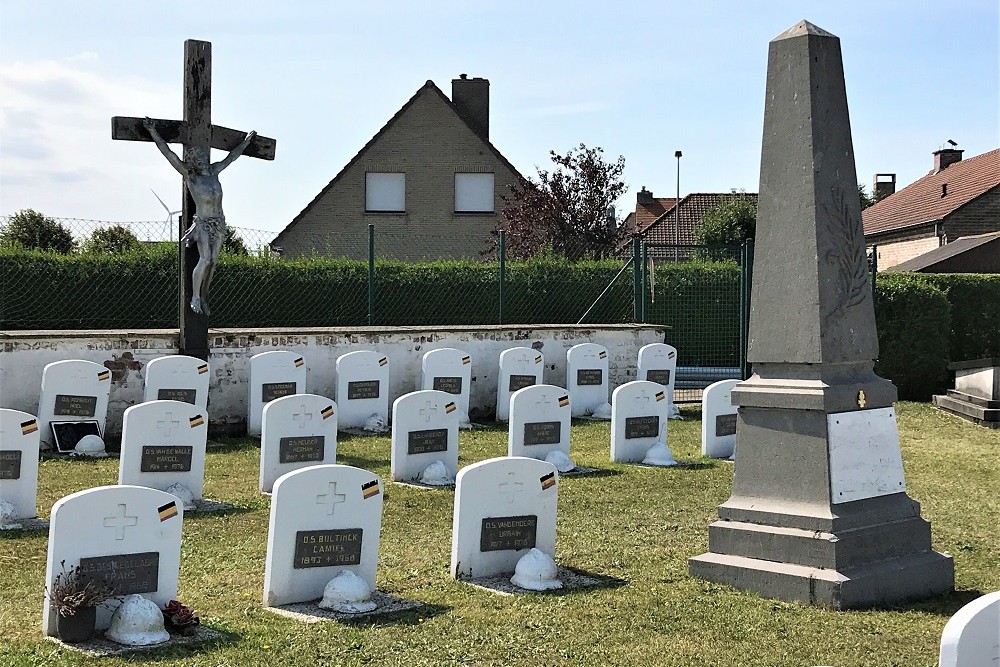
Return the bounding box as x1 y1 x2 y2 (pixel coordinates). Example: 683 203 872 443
716 413 737 437
508 375 536 392
0 451 22 480
523 421 561 446
293 528 363 568
625 416 659 439
347 380 380 400
139 446 194 473
407 429 449 455
432 376 463 395
157 388 197 404
79 551 160 595
279 436 325 464
480 515 537 552
576 369 603 386
645 369 671 385
53 394 97 418
262 382 296 403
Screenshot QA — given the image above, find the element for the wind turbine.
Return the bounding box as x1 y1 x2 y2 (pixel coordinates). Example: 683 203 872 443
151 189 181 241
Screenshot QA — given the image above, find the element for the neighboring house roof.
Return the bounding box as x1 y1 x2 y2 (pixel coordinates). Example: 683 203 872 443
629 192 758 246
863 148 1000 236
623 196 677 236
272 80 523 247
884 231 1000 272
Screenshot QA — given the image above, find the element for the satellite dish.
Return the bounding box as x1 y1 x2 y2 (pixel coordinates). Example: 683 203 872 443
151 189 181 241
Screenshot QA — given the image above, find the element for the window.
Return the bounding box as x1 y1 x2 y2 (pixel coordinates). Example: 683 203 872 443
366 173 405 212
455 173 495 213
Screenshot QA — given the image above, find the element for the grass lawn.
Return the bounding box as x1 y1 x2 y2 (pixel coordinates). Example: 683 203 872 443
2 402 997 667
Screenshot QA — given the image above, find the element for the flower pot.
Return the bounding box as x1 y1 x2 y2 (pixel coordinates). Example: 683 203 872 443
57 606 97 643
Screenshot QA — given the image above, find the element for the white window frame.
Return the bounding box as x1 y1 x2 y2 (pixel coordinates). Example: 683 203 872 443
454 173 495 213
366 172 405 212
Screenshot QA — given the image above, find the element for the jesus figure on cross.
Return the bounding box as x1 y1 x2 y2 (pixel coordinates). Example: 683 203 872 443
143 116 256 316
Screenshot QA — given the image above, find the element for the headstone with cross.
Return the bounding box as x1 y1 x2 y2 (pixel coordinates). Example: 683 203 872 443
390 390 459 484
610 380 670 463
259 393 338 493
248 351 307 436
637 342 681 419
566 343 610 417
42 485 184 637
335 351 390 431
451 456 558 581
508 384 573 465
689 20 953 609
144 355 210 409
421 348 473 426
119 399 209 505
263 464 383 607
36 360 112 451
0 408 41 526
112 39 275 362
497 347 544 421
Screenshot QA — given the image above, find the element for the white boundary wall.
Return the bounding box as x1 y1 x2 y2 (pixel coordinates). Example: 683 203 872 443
1 325 665 435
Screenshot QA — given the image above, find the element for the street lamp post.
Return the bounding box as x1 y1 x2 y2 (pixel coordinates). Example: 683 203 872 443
674 150 682 261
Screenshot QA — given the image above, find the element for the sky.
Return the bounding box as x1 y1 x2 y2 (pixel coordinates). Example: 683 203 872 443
1 1 997 239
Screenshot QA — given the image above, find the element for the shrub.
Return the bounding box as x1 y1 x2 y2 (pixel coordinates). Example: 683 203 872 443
0 209 75 254
919 274 1000 361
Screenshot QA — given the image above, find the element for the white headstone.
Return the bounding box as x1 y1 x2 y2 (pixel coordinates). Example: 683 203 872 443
939 590 1000 667
390 390 459 484
451 456 558 580
335 351 390 431
497 348 544 422
638 343 680 419
507 385 572 466
566 343 609 417
42 485 183 637
701 379 740 459
118 400 209 504
421 348 473 426
263 464 383 607
37 360 112 450
0 409 41 522
248 351 307 436
260 394 338 493
610 380 670 463
143 355 210 410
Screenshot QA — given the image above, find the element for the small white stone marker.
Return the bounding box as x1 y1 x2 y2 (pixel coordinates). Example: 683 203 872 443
0 408 41 526
566 343 610 417
497 348 544 421
421 348 473 426
37 360 112 450
248 351 307 436
938 590 1000 667
390 390 458 485
701 379 740 459
42 485 183 638
451 456 558 581
260 394 338 493
263 464 383 608
610 381 673 464
638 343 681 419
507 385 574 471
335 351 390 431
143 355 210 410
118 400 208 508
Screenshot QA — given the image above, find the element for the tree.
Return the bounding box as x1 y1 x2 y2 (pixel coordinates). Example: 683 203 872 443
84 225 141 254
694 193 758 246
858 182 885 210
0 209 75 253
222 227 249 256
492 144 627 260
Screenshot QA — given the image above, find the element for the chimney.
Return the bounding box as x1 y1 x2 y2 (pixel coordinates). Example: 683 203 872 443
637 187 654 205
933 148 963 172
873 173 896 200
451 74 490 140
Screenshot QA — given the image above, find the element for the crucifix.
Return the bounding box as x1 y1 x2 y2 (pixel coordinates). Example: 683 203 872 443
111 40 276 361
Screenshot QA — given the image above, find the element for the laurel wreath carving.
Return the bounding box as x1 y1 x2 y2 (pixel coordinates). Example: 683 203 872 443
821 184 870 325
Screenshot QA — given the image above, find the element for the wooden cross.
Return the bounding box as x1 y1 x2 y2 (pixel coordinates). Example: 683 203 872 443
111 40 276 361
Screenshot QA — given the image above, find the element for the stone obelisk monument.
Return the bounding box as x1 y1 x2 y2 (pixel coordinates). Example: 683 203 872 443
688 21 954 609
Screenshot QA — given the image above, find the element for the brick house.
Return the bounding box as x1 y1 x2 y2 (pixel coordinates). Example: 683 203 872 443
622 190 758 256
271 75 522 260
863 147 1000 269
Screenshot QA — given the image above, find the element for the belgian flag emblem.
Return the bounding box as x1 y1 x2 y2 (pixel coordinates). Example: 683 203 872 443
21 419 38 436
158 501 179 522
189 414 205 428
197 364 209 374
97 370 111 381
321 405 334 420
535 355 542 364
294 357 305 368
668 351 676 359
558 395 569 408
462 356 471 365
445 402 457 414
540 472 556 490
599 351 607 359
378 357 388 367
655 391 666 402
362 479 380 499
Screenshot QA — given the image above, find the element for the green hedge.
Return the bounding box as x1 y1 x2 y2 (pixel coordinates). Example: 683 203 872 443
919 274 1000 361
